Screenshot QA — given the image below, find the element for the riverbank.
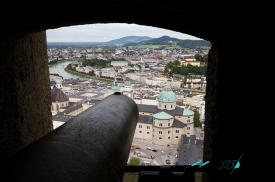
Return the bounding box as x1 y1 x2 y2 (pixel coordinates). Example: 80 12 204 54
64 67 114 83
64 67 89 78
48 59 70 66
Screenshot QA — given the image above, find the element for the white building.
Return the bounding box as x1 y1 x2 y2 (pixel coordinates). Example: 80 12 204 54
50 75 63 89
145 77 167 86
101 67 117 78
111 61 128 67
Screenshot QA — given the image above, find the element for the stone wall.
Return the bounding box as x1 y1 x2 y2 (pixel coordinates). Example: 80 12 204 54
0 31 53 161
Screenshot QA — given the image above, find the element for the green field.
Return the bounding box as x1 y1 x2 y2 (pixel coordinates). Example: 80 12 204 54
91 77 114 83
136 44 160 49
182 89 205 94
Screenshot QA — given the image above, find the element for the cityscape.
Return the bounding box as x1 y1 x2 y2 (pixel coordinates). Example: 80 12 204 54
48 43 207 168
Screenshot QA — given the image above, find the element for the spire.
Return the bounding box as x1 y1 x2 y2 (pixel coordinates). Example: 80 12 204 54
164 81 172 91
112 77 120 93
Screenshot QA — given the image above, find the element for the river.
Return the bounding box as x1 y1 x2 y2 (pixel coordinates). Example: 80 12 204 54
48 60 80 79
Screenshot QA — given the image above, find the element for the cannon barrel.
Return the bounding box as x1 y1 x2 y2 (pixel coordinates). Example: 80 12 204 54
0 93 139 182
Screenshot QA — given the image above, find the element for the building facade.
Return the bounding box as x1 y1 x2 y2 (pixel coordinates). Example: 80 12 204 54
133 82 194 146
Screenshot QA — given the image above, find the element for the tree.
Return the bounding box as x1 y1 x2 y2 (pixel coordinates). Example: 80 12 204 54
193 109 201 127
174 60 181 66
194 54 202 61
165 61 173 70
128 157 141 166
88 70 95 76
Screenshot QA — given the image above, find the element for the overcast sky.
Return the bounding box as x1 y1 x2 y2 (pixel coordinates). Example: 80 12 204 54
46 23 202 42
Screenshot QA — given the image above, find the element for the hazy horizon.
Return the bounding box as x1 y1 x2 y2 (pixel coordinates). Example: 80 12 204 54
46 23 202 42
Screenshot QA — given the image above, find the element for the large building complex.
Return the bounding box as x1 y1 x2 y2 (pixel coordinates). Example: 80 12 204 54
133 82 194 146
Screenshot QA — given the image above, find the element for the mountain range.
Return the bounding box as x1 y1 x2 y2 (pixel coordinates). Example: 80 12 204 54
47 35 211 48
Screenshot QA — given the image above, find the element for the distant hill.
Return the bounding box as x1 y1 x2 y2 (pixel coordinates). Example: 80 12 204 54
47 35 210 48
47 36 152 48
106 36 152 45
124 35 211 49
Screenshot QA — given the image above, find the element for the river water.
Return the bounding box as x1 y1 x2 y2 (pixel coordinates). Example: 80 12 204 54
48 60 80 79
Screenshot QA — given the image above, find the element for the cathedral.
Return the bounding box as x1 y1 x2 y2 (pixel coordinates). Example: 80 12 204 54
113 80 195 146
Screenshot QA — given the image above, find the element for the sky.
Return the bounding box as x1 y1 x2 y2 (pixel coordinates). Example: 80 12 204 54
46 23 202 42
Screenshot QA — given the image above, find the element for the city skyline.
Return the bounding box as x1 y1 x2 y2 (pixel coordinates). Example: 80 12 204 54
46 23 202 42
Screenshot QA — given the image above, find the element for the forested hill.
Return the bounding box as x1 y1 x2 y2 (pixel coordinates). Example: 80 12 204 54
124 35 211 49
106 36 152 45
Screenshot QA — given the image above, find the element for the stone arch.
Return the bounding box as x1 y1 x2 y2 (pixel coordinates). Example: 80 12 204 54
0 2 247 182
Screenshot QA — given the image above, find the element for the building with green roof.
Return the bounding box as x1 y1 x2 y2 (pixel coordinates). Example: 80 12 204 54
133 82 195 146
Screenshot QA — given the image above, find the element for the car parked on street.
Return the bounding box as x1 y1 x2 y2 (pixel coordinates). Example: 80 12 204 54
146 147 152 150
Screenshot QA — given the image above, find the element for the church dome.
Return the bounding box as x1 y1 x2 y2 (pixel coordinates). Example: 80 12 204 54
51 86 69 102
157 82 176 102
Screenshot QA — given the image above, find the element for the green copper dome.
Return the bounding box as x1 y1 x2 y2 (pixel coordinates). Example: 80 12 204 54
157 82 176 102
112 85 120 92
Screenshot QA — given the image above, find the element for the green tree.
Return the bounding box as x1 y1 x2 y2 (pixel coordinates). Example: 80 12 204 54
126 69 135 73
165 61 173 70
128 157 141 166
174 60 181 66
88 70 95 76
194 54 202 61
193 109 201 127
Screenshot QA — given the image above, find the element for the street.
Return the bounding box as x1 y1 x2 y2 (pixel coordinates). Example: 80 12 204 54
130 138 179 166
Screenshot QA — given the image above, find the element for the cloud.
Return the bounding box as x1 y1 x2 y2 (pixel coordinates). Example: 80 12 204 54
46 23 202 42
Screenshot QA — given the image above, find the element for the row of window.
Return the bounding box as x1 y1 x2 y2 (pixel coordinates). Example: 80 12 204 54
158 103 174 109
139 125 150 129
139 131 150 134
153 135 179 139
138 126 191 131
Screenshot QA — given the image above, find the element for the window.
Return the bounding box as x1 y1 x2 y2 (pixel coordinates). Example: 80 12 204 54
159 137 162 139
187 127 190 130
178 116 181 118
165 105 166 108
159 123 162 127
176 130 179 133
187 119 190 123
147 126 150 129
171 105 172 108
168 137 170 139
142 112 144 114
168 131 171 134
147 132 150 134
176 136 179 138
139 131 142 133
139 125 142 128
159 131 162 134
168 123 170 126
